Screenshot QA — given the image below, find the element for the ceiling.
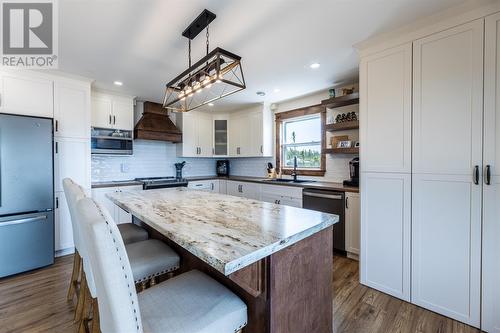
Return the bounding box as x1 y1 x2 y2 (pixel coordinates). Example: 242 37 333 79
59 0 466 111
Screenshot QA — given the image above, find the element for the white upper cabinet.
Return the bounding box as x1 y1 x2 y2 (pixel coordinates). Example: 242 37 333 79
112 99 134 131
0 72 53 118
360 43 412 173
413 20 484 175
229 107 272 158
411 20 483 327
54 80 91 139
177 111 213 157
91 91 134 131
482 12 500 333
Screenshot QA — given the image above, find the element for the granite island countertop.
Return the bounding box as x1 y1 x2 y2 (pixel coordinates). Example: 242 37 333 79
106 187 338 275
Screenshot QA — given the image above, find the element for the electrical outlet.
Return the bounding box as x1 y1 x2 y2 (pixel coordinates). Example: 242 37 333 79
121 163 130 173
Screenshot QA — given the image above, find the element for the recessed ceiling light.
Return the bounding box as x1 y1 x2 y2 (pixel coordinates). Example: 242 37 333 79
310 63 320 69
273 88 280 93
256 91 266 96
113 81 123 86
208 103 214 107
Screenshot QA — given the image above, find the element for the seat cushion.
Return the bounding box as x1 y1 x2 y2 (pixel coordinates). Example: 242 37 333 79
139 270 247 333
117 223 149 245
126 239 180 283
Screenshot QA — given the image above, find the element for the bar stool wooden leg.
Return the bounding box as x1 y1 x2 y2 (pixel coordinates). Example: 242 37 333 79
91 298 100 333
74 271 87 323
67 251 82 301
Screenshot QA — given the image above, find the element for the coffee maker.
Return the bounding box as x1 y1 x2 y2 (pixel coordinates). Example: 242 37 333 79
216 160 230 177
343 157 359 187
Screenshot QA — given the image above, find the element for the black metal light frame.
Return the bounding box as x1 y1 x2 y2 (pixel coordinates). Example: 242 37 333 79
163 10 246 112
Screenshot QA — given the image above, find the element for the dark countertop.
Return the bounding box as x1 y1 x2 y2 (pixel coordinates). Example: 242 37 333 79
92 175 359 193
187 175 360 193
91 180 143 189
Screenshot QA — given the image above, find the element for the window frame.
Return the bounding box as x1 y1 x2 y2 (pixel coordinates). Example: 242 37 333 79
275 104 326 176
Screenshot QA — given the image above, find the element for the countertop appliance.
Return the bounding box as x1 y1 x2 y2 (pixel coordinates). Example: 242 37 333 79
343 157 359 187
135 177 188 190
216 160 230 177
302 189 345 254
91 127 133 155
0 114 54 278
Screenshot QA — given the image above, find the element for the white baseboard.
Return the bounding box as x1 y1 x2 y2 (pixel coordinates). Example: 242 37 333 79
55 247 75 257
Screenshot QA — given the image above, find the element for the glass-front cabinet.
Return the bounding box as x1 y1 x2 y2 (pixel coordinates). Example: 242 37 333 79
213 119 228 156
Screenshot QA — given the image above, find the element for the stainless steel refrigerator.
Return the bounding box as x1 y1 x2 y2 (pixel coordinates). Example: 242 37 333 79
0 114 54 278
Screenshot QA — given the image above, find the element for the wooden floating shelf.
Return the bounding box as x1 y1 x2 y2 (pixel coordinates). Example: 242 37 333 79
323 147 359 154
321 92 359 109
325 120 359 131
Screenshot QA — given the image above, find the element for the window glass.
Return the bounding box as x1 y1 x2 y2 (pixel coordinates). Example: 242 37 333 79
282 115 321 169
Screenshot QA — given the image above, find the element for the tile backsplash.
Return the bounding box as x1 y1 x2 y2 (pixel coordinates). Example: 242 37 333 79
91 140 216 182
92 141 351 183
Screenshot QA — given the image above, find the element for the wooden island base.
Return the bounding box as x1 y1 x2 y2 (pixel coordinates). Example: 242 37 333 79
137 220 333 333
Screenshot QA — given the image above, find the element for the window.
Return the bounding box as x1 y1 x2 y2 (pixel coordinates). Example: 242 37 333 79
276 105 326 176
282 115 321 169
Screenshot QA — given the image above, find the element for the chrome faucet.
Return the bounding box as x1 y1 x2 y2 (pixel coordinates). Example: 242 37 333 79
291 156 298 182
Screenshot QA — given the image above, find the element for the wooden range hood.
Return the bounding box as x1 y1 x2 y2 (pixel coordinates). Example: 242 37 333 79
134 101 182 142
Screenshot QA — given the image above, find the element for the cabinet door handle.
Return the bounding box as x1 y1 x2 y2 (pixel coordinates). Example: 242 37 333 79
55 120 59 132
473 165 479 185
346 197 349 209
55 141 58 154
109 115 112 124
260 145 263 154
199 147 202 155
55 197 59 209
113 115 116 125
485 165 491 185
211 183 214 191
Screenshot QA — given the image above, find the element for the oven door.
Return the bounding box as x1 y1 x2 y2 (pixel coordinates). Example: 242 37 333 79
91 136 133 155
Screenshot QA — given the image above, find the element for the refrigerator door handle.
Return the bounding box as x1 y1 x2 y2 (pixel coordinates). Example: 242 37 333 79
0 215 47 227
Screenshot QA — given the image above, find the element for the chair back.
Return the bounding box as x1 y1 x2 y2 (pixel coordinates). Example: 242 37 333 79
62 178 85 252
76 197 143 333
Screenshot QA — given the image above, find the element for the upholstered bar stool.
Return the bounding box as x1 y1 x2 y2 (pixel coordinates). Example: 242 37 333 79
64 179 182 331
63 179 149 314
77 197 248 333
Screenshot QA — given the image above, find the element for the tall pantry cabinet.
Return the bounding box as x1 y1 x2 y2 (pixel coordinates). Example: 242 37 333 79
482 12 500 333
360 12 500 331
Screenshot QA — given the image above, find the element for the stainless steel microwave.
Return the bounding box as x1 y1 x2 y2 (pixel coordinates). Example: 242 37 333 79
91 128 133 155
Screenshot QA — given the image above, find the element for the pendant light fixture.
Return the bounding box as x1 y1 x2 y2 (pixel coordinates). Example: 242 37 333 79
163 9 246 112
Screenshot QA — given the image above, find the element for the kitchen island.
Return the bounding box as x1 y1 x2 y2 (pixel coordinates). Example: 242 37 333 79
107 187 338 333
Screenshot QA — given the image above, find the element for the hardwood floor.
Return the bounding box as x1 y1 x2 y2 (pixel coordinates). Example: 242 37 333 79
0 255 480 333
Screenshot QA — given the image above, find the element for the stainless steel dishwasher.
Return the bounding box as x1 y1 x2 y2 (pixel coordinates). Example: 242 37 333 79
303 189 345 254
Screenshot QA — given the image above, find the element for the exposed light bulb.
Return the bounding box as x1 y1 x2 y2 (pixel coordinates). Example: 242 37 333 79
310 62 320 69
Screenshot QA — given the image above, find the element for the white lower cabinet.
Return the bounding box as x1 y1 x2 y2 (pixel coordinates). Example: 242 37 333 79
260 184 302 208
226 181 261 200
360 172 411 301
188 180 220 192
91 185 143 224
345 192 360 258
54 192 74 254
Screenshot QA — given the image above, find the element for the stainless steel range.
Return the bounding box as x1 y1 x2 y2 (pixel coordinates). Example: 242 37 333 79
135 177 188 190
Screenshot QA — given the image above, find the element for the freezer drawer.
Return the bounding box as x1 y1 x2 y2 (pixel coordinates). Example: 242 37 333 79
0 211 54 277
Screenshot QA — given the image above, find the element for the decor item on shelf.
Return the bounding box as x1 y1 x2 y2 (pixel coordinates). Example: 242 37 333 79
331 135 349 149
342 87 355 95
175 161 186 179
354 141 360 148
334 112 358 124
163 9 246 113
337 140 352 149
328 88 336 98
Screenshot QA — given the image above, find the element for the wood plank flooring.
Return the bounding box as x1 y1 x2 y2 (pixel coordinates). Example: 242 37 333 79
0 255 481 333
